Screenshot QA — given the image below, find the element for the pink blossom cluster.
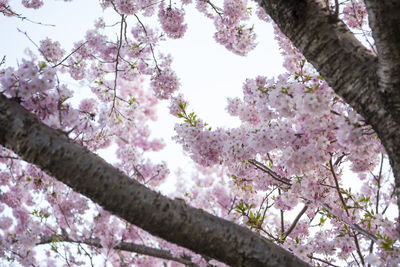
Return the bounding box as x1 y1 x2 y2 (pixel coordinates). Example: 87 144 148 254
158 2 187 39
21 0 43 9
222 0 248 25
0 0 15 16
150 56 180 99
0 59 56 100
39 38 65 63
343 1 367 29
169 93 188 116
114 0 157 16
214 0 257 55
214 19 257 56
115 0 138 15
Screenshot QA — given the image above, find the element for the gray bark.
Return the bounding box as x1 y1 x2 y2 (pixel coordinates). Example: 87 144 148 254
0 94 310 266
364 0 400 122
255 0 400 227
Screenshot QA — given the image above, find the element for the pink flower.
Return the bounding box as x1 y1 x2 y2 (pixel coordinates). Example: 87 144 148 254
115 0 138 15
21 0 43 9
169 94 188 116
150 67 179 99
158 3 187 39
39 38 65 63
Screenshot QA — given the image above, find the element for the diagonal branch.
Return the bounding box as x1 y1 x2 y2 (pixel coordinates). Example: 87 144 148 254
0 94 310 267
321 204 378 242
248 159 292 186
282 205 308 241
38 235 199 266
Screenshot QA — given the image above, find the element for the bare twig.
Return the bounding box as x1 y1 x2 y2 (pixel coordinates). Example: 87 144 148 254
309 255 340 267
0 55 5 66
134 14 160 72
282 205 308 240
38 235 199 267
322 203 378 242
53 41 87 68
1 4 55 26
110 14 125 115
248 159 292 186
278 189 285 234
329 158 365 266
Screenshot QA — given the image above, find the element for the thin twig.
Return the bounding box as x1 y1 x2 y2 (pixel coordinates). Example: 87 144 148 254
278 189 285 234
248 159 292 186
1 4 55 26
0 55 5 66
110 14 125 115
38 235 199 267
134 14 160 72
322 203 378 242
282 205 308 240
309 255 341 267
329 158 365 266
53 41 87 68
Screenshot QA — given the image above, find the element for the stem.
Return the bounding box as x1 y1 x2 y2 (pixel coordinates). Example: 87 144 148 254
134 14 160 72
329 158 348 215
278 189 285 235
329 158 365 265
53 41 87 68
282 205 308 240
309 255 341 267
38 235 199 267
248 159 292 186
110 14 125 115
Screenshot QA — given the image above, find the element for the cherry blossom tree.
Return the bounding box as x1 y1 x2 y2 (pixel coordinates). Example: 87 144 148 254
0 0 399 266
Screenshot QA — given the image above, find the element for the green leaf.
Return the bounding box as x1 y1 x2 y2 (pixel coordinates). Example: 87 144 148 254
304 87 313 93
39 61 47 69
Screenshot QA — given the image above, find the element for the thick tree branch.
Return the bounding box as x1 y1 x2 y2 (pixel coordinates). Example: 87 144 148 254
256 0 400 227
38 235 199 266
364 0 400 122
0 94 310 267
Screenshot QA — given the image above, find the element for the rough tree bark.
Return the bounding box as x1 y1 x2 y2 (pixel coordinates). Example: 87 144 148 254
255 0 400 227
364 0 400 121
0 94 310 267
